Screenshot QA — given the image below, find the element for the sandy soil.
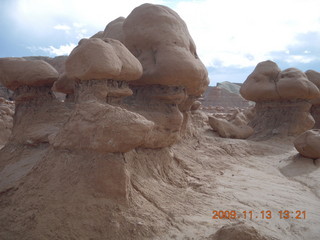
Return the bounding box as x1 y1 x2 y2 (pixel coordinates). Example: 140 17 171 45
0 111 319 240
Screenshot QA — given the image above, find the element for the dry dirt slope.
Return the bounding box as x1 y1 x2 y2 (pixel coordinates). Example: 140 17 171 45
0 112 319 240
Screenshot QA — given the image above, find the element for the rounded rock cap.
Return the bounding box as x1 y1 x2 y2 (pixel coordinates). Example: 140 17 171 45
240 60 320 101
0 58 58 90
103 17 125 43
305 70 320 105
122 3 209 96
65 38 143 82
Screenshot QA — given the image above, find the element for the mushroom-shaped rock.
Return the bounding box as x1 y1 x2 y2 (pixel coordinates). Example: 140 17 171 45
103 17 125 43
240 60 281 101
294 129 320 159
66 38 142 82
119 4 208 148
240 61 320 138
0 58 58 91
305 70 320 128
208 116 254 139
52 38 154 153
0 58 70 145
123 3 209 97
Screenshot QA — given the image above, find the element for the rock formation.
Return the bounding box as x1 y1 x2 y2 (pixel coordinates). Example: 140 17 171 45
305 69 320 128
294 129 320 159
123 4 209 96
201 85 251 111
23 55 67 74
209 115 254 139
0 58 70 145
52 73 75 106
118 3 209 147
102 17 125 43
51 37 154 153
240 60 320 139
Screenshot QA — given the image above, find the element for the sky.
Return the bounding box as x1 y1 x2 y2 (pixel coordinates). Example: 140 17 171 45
0 0 319 86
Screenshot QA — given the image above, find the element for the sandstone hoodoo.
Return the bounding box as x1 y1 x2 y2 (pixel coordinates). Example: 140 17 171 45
0 58 69 145
240 60 320 138
117 3 209 147
51 37 154 153
305 69 320 129
294 129 320 159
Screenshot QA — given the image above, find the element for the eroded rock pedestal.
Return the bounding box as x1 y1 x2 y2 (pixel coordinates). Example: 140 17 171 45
251 100 314 137
0 58 70 145
240 61 320 139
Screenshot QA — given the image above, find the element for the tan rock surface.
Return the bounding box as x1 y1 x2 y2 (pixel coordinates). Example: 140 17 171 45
123 3 209 96
103 17 125 43
52 73 75 95
51 102 154 153
209 115 254 139
124 85 184 148
240 61 319 138
240 61 319 101
23 56 67 74
209 223 269 240
1 113 320 240
66 38 142 81
305 69 320 128
0 58 58 90
294 129 320 159
0 98 14 147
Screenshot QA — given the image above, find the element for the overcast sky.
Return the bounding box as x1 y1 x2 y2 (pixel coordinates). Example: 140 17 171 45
1 0 319 85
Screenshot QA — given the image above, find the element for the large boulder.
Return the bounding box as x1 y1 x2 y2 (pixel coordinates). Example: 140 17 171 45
294 129 320 159
240 61 320 139
208 115 254 139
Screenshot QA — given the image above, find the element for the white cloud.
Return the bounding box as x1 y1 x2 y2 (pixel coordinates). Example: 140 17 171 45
39 43 76 56
285 55 316 64
53 24 71 31
9 0 320 69
174 0 320 68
